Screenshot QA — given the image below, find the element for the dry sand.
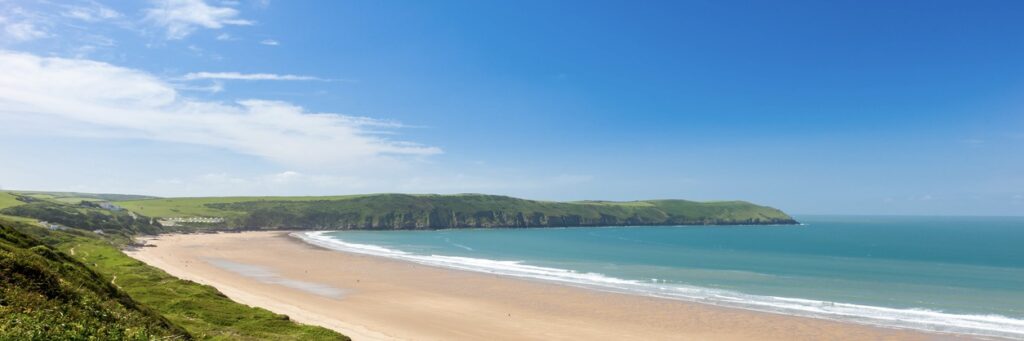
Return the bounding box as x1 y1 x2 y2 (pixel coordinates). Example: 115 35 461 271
125 231 964 341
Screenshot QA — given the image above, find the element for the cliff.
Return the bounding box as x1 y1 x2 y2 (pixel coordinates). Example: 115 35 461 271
192 194 798 230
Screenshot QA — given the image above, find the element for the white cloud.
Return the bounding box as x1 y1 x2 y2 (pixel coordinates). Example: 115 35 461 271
0 17 48 42
0 50 440 169
270 170 303 183
182 71 322 81
62 2 122 22
260 39 278 46
215 32 232 40
174 80 225 93
145 0 253 39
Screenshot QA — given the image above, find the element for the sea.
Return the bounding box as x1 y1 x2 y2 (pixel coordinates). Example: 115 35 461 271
294 215 1024 339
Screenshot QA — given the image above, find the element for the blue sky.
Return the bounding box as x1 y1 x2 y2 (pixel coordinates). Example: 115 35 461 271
0 0 1022 215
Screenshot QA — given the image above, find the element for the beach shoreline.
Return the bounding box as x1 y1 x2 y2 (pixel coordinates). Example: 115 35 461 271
125 231 966 341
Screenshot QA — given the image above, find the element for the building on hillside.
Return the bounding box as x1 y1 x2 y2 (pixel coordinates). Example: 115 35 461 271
97 202 122 211
38 220 68 231
157 216 226 226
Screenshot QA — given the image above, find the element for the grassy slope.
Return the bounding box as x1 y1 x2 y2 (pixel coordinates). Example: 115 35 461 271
47 231 347 340
0 191 22 209
0 218 189 340
0 191 37 224
0 206 348 340
118 193 797 230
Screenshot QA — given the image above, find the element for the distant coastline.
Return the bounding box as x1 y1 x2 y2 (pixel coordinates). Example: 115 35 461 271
109 193 798 231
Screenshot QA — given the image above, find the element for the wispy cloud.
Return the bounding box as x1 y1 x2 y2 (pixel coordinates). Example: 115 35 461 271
0 51 440 169
145 0 253 39
0 6 49 42
182 72 322 81
260 39 279 46
174 80 225 93
61 1 122 22
1 20 48 42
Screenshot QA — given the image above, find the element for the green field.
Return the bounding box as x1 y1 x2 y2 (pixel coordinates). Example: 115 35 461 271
0 191 38 224
0 191 22 209
116 195 370 218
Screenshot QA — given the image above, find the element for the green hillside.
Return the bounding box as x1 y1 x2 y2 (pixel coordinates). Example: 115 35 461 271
0 219 189 340
118 193 797 230
115 195 368 218
1 213 349 340
30 224 348 340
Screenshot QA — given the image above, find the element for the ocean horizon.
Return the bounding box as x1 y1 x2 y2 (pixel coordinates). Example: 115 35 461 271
296 215 1024 339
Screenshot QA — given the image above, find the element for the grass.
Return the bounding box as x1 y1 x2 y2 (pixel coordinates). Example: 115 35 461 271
115 193 513 218
0 191 24 210
0 194 350 340
115 195 369 218
59 237 345 340
1 218 189 340
134 193 797 229
0 191 39 224
52 197 105 204
7 219 348 340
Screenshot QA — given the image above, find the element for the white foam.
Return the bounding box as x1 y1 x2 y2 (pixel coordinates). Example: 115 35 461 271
295 231 1024 339
444 237 475 251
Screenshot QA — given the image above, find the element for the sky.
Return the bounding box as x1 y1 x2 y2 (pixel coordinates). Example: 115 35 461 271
0 0 1022 216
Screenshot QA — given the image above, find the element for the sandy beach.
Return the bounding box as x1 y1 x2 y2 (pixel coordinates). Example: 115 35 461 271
125 231 960 341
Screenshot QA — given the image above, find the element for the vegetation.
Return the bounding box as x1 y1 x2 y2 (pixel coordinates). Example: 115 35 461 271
119 193 798 230
22 225 347 340
0 191 22 210
115 195 368 218
2 200 163 235
0 218 189 340
0 200 349 340
0 191 37 224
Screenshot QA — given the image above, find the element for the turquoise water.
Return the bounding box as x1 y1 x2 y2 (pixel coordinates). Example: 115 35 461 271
297 215 1024 338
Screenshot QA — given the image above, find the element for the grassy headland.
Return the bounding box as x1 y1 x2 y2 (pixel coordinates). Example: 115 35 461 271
116 193 797 230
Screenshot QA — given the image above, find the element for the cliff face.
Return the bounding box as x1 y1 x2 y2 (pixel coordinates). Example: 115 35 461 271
205 194 798 230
